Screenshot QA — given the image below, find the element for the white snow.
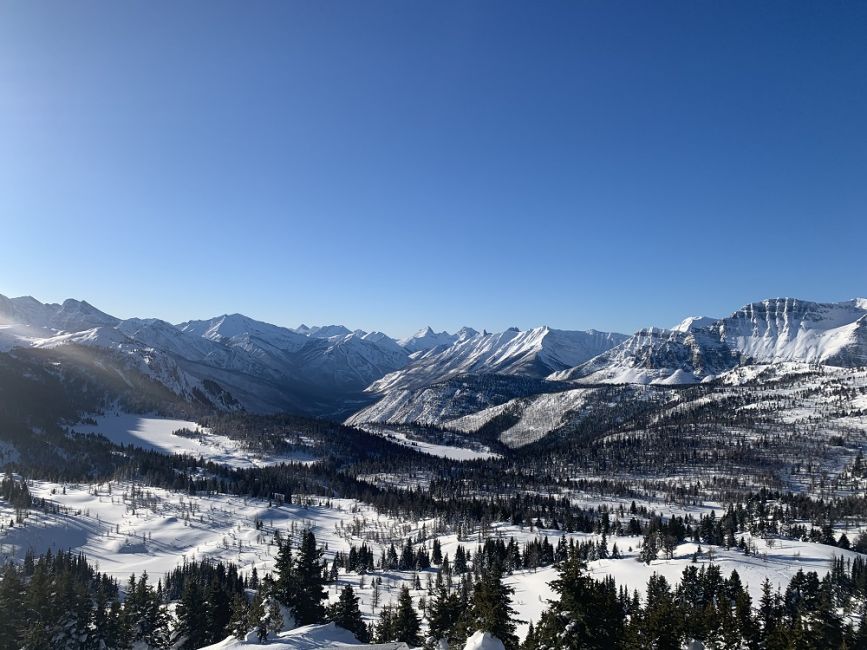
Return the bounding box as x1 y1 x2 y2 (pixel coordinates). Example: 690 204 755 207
462 631 505 650
372 327 626 393
200 622 408 649
71 413 310 468
357 425 499 461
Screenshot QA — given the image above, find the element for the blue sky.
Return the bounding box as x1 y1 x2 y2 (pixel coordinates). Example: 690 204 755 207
1 1 865 337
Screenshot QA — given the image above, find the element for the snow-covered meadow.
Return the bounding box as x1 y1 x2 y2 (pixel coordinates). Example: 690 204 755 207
71 413 318 467
0 477 860 644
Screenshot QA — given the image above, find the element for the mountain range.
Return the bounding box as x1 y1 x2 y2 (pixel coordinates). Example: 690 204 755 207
0 293 864 420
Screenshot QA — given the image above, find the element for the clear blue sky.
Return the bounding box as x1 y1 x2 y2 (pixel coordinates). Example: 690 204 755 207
1 1 865 337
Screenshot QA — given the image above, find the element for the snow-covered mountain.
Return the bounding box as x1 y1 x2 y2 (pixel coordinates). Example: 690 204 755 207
717 298 867 366
0 295 120 332
294 323 357 339
369 327 629 393
672 315 717 332
0 294 411 416
2 292 864 419
398 326 478 353
549 326 743 385
551 298 867 386
346 374 569 428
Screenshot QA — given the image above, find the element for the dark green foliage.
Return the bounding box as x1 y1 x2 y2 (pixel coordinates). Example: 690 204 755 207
470 561 519 649
328 585 369 641
393 585 422 646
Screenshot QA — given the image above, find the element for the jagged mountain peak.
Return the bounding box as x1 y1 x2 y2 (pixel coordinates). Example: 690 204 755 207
371 326 628 393
398 326 460 353
672 316 717 333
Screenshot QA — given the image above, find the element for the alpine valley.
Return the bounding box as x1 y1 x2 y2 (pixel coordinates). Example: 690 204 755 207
2 292 867 649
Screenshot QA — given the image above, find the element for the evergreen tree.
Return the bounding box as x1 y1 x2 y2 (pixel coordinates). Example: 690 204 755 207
393 585 422 646
229 593 250 639
329 584 369 642
471 561 519 649
375 604 396 643
293 530 327 625
173 579 209 649
535 552 622 649
428 582 462 647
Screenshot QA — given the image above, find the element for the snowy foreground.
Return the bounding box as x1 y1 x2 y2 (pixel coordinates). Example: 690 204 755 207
200 623 504 650
1 477 860 647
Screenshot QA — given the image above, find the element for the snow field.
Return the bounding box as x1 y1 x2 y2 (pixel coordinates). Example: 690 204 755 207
0 481 864 644
71 413 318 467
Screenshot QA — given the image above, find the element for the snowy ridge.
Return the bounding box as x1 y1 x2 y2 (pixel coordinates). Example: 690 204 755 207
0 293 411 416
551 298 867 386
369 327 628 393
347 374 568 428
549 326 742 385
672 315 717 332
717 297 867 366
398 326 478 353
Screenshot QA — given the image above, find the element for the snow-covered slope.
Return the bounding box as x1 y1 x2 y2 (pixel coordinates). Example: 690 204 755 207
0 294 410 416
672 315 717 332
550 326 743 385
199 622 400 649
370 327 628 393
0 295 119 334
398 326 477 353
552 298 867 386
717 297 867 366
347 374 568 428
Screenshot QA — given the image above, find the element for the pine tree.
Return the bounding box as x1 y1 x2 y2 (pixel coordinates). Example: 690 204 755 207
273 539 298 611
374 604 396 643
293 530 327 625
0 564 24 649
428 582 461 647
329 584 369 641
432 538 443 565
267 597 284 636
535 552 623 649
249 591 268 642
173 579 208 649
471 561 519 649
393 585 422 646
229 593 250 639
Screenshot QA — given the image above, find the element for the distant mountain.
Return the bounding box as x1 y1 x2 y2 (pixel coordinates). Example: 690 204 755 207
370 326 629 393
549 326 742 385
550 298 867 385
2 292 864 420
398 326 478 353
0 294 409 416
672 316 717 333
294 324 356 339
717 298 867 366
346 374 570 428
0 295 119 337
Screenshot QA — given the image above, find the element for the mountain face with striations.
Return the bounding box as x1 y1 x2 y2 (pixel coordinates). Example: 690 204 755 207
548 298 867 386
349 297 867 434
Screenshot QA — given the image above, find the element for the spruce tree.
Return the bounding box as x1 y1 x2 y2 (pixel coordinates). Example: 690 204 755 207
471 561 519 649
374 604 396 643
293 530 327 625
329 584 369 641
229 593 250 639
393 585 422 646
428 582 461 647
173 580 208 649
